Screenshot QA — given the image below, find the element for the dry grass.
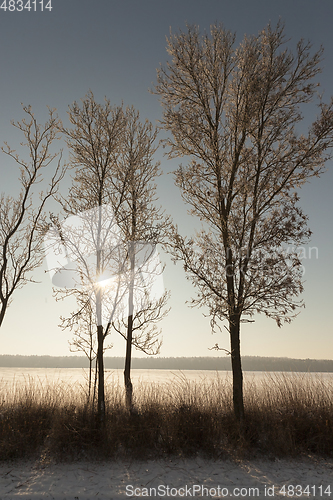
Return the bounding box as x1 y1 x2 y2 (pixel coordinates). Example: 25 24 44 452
0 372 332 461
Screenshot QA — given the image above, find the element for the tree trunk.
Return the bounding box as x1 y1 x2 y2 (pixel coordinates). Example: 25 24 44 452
88 352 92 403
124 242 135 412
0 302 7 328
95 202 105 424
97 324 105 424
229 314 245 424
92 355 98 408
124 313 133 411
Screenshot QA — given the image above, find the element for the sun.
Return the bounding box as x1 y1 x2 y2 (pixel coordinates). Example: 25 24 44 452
97 277 113 288
96 272 118 289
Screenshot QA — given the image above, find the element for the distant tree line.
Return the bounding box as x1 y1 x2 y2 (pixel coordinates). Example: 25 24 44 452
0 355 332 372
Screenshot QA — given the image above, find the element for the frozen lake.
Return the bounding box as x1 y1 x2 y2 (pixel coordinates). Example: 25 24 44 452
0 367 332 388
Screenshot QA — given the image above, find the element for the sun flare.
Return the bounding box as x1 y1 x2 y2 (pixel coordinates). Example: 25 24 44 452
96 276 115 288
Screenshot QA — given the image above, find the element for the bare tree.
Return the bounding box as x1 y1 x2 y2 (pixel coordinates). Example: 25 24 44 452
0 106 65 328
52 94 169 420
56 91 125 424
110 107 170 410
154 22 333 423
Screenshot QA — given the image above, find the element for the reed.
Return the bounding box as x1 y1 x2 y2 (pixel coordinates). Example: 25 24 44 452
0 372 332 461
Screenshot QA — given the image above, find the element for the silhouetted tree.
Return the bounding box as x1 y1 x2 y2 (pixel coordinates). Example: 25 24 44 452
154 22 333 423
54 93 169 419
110 107 170 411
0 106 64 328
58 91 125 424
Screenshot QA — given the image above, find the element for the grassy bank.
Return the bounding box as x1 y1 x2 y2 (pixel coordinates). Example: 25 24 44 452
0 372 332 461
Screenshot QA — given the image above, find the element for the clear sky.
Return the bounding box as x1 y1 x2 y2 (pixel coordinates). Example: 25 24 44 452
0 0 332 360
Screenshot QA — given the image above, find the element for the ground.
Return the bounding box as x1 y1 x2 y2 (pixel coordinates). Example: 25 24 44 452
0 456 332 499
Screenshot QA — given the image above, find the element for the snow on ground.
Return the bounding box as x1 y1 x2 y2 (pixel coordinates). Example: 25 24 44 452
0 456 332 499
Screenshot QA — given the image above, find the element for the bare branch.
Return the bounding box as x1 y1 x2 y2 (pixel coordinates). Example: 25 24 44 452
0 106 65 327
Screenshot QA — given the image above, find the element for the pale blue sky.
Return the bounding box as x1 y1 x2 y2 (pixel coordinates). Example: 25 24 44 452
0 0 332 360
